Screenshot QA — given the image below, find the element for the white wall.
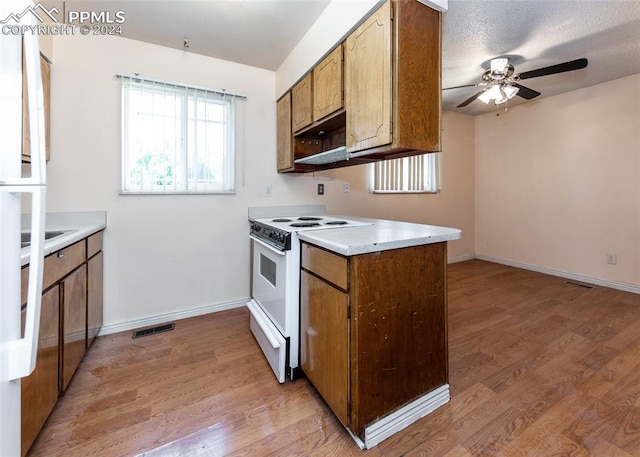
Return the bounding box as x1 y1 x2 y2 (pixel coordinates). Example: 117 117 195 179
475 74 640 290
47 8 639 331
326 111 475 260
276 0 378 96
47 34 332 328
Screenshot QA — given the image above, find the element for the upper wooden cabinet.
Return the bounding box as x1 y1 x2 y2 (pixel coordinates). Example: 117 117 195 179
345 1 392 152
277 0 441 173
313 45 343 122
22 52 51 163
276 93 295 172
291 73 313 132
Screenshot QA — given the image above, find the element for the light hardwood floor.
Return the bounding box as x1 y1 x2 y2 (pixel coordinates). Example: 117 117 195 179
28 260 640 456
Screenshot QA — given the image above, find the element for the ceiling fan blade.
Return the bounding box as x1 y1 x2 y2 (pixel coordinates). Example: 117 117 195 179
518 58 588 80
443 83 481 91
457 90 485 108
513 83 541 100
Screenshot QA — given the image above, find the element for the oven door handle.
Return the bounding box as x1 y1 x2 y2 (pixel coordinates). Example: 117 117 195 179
250 235 286 256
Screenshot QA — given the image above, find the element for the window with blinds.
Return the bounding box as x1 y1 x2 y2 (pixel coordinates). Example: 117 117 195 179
120 75 244 194
373 153 441 193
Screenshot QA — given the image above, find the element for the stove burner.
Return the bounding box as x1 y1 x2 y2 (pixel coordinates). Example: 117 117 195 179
325 220 348 225
272 218 292 222
290 222 321 227
297 216 323 221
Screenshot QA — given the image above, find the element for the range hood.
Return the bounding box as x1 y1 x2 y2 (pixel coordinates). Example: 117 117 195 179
294 146 348 165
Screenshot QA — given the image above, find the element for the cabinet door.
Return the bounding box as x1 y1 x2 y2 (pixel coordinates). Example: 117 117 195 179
291 73 313 132
61 265 87 391
313 45 343 122
21 285 59 457
276 93 293 171
345 0 392 152
300 271 350 426
87 251 103 347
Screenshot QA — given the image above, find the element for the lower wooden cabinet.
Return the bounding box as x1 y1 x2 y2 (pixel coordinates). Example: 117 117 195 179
300 271 350 426
20 229 105 455
300 241 448 438
21 285 59 457
61 264 87 391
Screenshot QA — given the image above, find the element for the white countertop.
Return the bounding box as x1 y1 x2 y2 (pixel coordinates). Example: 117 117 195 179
21 211 107 266
296 217 461 256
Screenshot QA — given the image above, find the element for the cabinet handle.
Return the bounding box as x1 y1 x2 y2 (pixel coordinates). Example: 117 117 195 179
57 251 64 258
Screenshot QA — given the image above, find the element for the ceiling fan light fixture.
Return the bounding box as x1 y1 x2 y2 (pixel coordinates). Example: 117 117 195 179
478 85 502 104
498 84 519 103
503 85 519 99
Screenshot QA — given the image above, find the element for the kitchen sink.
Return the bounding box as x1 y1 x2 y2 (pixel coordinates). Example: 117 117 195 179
21 230 75 248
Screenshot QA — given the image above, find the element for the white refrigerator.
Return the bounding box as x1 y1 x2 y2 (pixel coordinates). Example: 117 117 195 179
0 1 47 455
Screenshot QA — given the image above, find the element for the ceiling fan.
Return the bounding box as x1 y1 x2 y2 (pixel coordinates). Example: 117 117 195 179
445 57 588 108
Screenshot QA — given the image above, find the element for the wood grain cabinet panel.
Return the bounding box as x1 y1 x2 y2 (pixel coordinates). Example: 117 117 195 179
21 285 59 457
43 241 86 291
276 93 293 171
300 240 448 438
300 271 350 426
301 243 348 290
61 264 87 391
21 230 105 455
313 45 343 122
277 0 442 173
87 231 103 259
345 0 392 152
291 73 313 132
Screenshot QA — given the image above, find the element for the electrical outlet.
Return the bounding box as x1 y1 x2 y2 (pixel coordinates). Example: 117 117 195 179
606 253 617 265
343 182 350 193
264 185 272 197
317 183 324 195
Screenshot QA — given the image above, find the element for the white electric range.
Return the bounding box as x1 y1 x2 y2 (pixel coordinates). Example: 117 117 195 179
247 207 372 383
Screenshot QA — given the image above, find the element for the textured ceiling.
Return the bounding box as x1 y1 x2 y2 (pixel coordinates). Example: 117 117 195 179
442 0 640 114
43 0 332 71
44 0 640 115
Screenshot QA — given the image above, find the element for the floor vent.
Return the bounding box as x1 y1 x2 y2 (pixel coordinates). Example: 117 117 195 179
564 280 594 289
132 323 175 339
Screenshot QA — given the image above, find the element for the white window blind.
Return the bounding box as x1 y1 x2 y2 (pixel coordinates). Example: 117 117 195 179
120 75 244 194
373 153 441 193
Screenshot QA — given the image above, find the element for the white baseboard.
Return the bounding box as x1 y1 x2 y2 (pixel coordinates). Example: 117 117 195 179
98 298 249 337
475 254 640 295
448 253 476 264
346 384 450 450
98 255 638 337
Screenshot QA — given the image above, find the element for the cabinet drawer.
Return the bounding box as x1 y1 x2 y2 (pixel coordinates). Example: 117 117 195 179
87 231 103 259
302 243 348 290
43 241 86 290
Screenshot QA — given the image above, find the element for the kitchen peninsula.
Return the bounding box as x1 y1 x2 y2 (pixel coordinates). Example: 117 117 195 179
297 218 460 448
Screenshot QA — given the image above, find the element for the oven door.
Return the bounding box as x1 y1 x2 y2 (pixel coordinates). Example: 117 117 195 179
250 236 289 335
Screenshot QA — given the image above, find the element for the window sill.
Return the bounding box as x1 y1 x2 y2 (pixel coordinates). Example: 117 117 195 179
120 190 236 196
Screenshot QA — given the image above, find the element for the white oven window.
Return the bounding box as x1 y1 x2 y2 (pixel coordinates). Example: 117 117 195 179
260 253 277 287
